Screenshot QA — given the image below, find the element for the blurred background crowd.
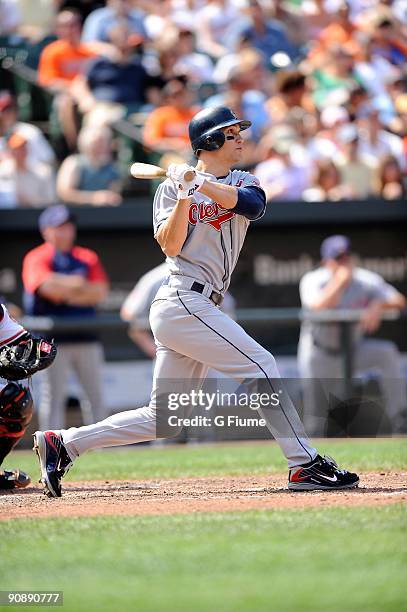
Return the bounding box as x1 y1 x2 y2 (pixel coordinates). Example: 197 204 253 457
0 0 406 209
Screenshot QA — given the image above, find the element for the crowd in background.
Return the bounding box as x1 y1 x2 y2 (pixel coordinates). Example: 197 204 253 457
0 0 406 208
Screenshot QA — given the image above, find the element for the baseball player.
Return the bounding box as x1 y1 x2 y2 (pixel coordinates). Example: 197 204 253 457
0 303 56 490
33 106 359 497
298 235 407 436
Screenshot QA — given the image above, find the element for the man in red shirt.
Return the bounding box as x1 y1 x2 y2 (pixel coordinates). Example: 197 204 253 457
22 205 109 430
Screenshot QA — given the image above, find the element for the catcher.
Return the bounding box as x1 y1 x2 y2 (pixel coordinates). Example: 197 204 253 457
0 303 56 490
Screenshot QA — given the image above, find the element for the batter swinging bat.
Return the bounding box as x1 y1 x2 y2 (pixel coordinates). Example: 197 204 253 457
130 162 196 182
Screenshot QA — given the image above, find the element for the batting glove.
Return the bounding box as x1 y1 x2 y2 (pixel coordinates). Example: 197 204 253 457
167 164 205 199
166 163 194 183
177 176 205 199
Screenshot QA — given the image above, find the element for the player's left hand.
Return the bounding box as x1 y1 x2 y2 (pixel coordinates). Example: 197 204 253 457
166 163 194 183
0 333 57 381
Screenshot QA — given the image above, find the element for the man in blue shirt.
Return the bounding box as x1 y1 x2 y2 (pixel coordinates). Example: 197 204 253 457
81 0 147 43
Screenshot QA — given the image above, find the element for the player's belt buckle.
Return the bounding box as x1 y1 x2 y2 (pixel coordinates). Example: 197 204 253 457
209 291 223 306
191 281 223 306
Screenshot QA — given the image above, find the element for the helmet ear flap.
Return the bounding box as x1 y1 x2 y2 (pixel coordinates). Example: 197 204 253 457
203 130 225 151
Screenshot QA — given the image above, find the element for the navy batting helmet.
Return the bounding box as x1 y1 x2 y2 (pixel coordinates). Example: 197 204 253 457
189 106 252 155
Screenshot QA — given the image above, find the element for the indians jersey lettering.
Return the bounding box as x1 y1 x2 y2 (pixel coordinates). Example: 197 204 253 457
153 169 262 293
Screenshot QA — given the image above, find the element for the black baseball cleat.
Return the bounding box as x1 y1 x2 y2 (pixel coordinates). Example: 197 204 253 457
33 431 73 498
288 454 359 491
0 469 31 490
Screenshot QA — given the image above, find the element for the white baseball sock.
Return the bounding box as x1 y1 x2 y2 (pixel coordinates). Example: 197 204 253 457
0 304 26 346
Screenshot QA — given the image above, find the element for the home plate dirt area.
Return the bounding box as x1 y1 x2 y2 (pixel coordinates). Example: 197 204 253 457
1 472 406 520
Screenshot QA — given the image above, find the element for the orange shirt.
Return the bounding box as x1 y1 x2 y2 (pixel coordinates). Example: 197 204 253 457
308 24 361 66
143 106 198 147
38 40 97 86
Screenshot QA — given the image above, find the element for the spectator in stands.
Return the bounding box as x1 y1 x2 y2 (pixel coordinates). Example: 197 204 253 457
81 0 147 43
196 0 242 60
143 76 199 157
71 23 153 122
22 204 109 430
354 36 401 116
57 0 105 22
314 1 360 61
298 0 332 40
0 0 21 35
357 102 405 170
57 125 122 206
254 125 313 201
147 34 184 86
336 123 374 199
385 74 407 129
172 27 215 86
271 0 306 51
345 84 370 122
302 159 353 202
311 44 357 109
236 0 301 65
38 9 98 149
298 234 407 435
38 9 97 89
367 11 407 68
0 132 55 208
266 69 314 125
373 154 406 200
393 93 407 153
0 91 55 167
309 106 351 161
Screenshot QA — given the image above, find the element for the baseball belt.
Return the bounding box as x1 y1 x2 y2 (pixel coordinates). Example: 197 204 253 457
163 276 224 306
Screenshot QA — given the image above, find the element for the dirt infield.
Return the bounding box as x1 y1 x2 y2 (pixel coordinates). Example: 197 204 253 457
1 472 406 520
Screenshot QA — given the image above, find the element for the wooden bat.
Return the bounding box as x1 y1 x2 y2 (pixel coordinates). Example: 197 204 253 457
130 162 195 182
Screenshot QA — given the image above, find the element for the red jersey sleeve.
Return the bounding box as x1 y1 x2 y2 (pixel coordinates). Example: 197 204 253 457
73 247 109 285
22 245 54 293
88 257 109 284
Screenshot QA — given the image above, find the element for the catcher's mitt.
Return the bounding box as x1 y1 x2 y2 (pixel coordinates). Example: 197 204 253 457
0 333 57 381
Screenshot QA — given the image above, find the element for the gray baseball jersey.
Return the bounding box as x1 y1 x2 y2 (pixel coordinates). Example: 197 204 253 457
153 169 261 294
299 266 399 350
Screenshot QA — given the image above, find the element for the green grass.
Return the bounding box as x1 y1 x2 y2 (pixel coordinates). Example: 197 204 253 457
4 438 407 481
2 441 406 611
1 505 406 612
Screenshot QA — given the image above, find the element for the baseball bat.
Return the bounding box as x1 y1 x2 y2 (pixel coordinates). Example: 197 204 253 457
130 162 196 182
